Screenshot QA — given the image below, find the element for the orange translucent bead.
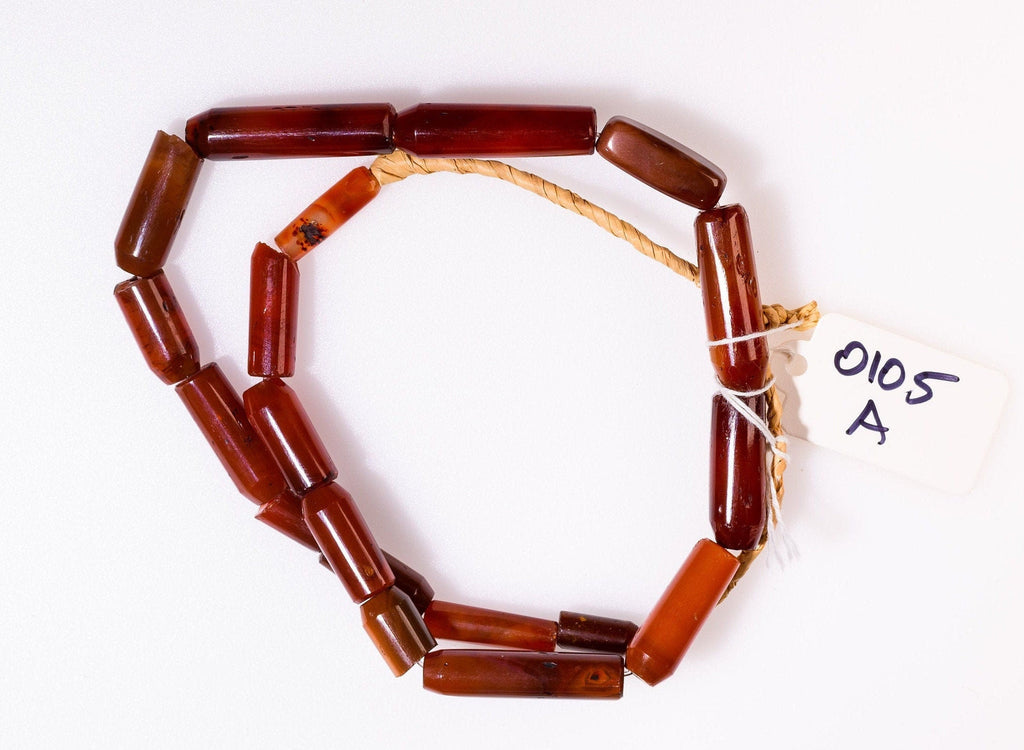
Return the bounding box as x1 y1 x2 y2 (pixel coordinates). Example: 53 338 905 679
114 271 200 385
274 167 380 261
424 601 557 651
255 492 317 550
361 587 436 677
248 242 299 378
626 539 739 686
115 131 202 277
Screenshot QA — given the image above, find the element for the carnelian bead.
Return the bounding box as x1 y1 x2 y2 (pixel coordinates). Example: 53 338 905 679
424 601 558 651
175 364 289 505
273 167 380 261
255 492 317 550
242 378 337 495
596 116 726 210
710 393 768 551
115 131 202 277
248 243 299 377
393 103 596 157
556 611 639 654
361 587 436 677
185 103 396 160
382 551 434 614
114 271 199 385
695 204 769 392
301 482 393 602
423 650 624 699
626 539 739 686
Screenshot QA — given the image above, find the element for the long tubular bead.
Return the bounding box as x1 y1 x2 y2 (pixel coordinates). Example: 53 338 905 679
301 482 394 602
114 271 200 385
423 650 624 699
255 492 318 551
695 204 769 392
115 131 202 277
556 611 639 654
361 587 436 677
393 103 597 157
710 393 767 551
248 243 299 377
273 167 380 261
596 116 726 210
382 551 434 614
175 364 289 505
423 601 558 651
185 104 396 160
242 378 337 495
626 539 739 686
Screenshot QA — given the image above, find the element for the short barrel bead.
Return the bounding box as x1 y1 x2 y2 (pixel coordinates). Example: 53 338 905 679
185 103 396 160
114 271 200 385
243 378 337 495
301 482 393 602
361 587 436 677
556 611 639 654
248 243 299 377
382 551 434 614
626 539 739 686
423 650 624 699
596 116 726 210
695 204 769 392
424 601 558 651
255 492 318 551
115 131 202 277
710 393 768 551
393 103 597 157
274 167 380 261
175 364 289 505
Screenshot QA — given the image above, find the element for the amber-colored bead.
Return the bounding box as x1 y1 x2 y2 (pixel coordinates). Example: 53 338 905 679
710 393 767 551
302 482 393 602
424 601 557 651
273 167 380 261
115 131 202 277
382 552 434 614
242 378 337 495
361 587 436 677
175 364 289 505
255 492 317 551
114 271 200 385
185 104 396 160
596 116 726 210
626 539 739 686
393 103 596 157
556 611 639 654
695 204 769 392
248 243 299 377
423 650 624 699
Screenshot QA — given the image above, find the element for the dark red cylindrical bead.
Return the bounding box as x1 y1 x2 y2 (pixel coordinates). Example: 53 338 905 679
423 650 624 699
242 378 337 495
393 103 596 157
424 601 558 651
114 271 200 385
301 482 393 602
361 587 436 676
596 116 726 210
626 539 739 686
248 243 299 377
710 393 767 551
255 492 317 550
382 551 434 614
556 611 639 654
695 204 769 392
185 104 396 160
116 131 202 277
175 364 289 505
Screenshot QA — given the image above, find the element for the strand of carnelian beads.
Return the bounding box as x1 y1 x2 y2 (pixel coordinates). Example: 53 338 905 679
114 101 780 699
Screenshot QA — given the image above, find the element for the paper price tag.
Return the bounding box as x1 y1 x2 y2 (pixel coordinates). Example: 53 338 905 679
774 314 1008 493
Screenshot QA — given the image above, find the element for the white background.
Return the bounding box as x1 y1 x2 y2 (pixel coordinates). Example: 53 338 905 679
2 2 1022 748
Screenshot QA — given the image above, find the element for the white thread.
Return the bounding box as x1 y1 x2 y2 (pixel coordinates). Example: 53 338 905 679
707 319 802 347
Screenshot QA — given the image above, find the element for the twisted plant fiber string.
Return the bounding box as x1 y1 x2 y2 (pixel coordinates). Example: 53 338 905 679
369 149 820 594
